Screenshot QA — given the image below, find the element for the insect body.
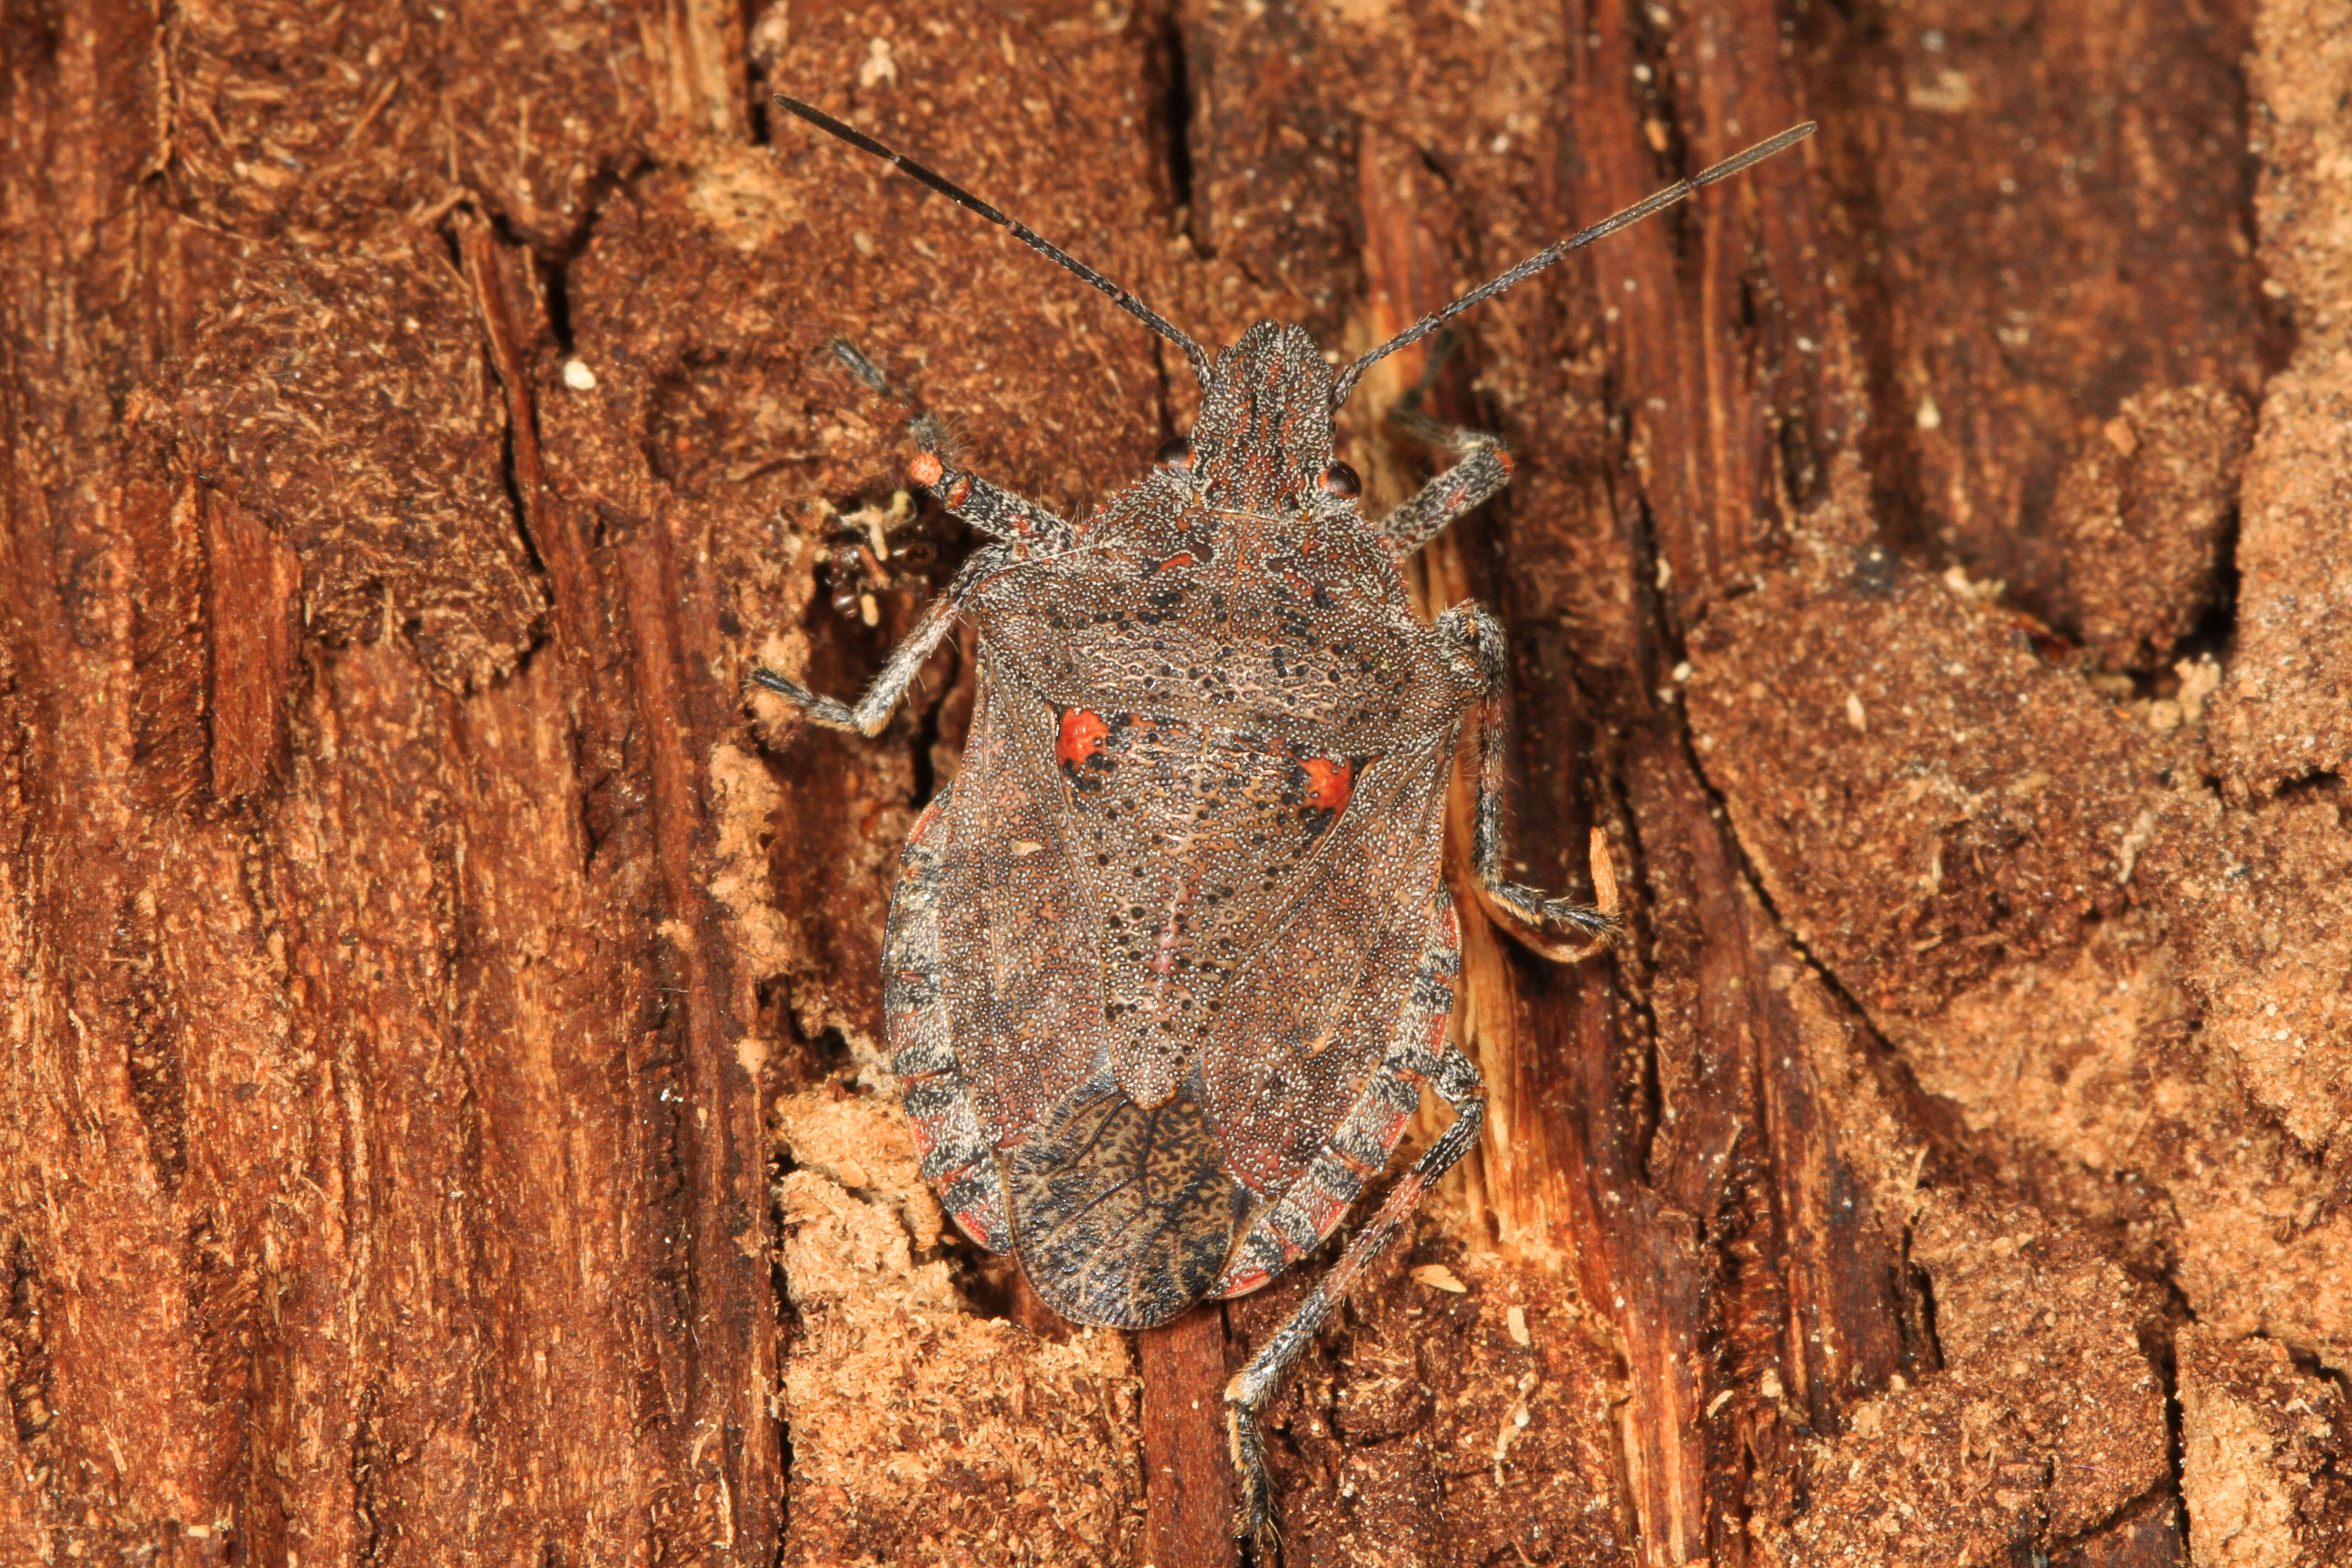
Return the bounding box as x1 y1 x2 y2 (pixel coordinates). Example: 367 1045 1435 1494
754 95 1812 1548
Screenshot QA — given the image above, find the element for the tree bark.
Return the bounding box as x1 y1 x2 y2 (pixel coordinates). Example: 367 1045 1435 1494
5 0 2348 1564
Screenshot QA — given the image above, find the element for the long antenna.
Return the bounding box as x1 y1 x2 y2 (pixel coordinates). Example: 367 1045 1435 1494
1331 121 1817 409
773 94 1215 387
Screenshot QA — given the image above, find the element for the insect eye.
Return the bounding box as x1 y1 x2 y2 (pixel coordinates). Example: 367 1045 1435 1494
1319 460 1361 500
1154 435 1195 472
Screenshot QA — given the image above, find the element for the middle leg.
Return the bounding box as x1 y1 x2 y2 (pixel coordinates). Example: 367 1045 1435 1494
1434 601 1620 960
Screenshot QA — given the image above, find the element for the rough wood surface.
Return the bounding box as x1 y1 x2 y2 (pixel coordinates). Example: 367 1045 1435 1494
3 0 2348 1564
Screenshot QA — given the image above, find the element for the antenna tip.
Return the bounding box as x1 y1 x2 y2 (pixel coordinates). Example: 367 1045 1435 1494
1690 120 1820 188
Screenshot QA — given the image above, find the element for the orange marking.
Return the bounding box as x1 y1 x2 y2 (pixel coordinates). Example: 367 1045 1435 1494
1302 756 1353 814
943 476 973 510
1301 1185 1348 1234
1057 708 1109 770
1218 1268 1271 1297
1495 448 1514 476
1156 552 1199 571
907 451 945 487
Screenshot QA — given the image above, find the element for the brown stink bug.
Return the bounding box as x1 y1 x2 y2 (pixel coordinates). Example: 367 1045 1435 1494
752 94 1814 1548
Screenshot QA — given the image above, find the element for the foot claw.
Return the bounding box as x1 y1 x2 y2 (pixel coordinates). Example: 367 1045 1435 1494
746 666 862 732
1476 828 1622 964
747 665 811 701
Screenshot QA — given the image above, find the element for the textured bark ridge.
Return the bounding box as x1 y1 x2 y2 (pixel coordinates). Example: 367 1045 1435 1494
3 0 2347 1565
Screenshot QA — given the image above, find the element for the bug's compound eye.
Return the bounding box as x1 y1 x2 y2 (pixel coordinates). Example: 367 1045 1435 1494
1319 459 1362 500
1154 435 1195 472
906 451 946 488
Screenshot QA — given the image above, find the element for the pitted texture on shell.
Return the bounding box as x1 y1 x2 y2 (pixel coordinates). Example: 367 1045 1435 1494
888 316 1489 1328
1214 892 1462 1300
1055 706 1359 1106
1193 321 1339 514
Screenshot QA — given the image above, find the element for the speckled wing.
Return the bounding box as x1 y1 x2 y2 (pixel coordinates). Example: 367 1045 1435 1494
937 668 1259 1328
1195 739 1456 1202
932 673 1106 1167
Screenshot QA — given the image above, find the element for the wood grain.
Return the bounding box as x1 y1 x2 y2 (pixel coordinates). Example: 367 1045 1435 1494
4 0 2347 1564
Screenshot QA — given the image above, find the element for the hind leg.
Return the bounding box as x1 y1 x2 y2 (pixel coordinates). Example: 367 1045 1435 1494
1217 892 1473 1551
1223 1035 1485 1552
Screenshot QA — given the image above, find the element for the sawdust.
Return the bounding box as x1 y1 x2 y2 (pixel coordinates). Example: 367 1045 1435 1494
773 1089 1146 1567
1767 1194 2169 1566
2048 384 2253 672
170 244 546 691
2179 1327 2352 1567
2205 0 2352 795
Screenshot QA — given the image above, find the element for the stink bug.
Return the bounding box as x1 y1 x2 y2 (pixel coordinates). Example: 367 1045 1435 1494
752 94 1814 1548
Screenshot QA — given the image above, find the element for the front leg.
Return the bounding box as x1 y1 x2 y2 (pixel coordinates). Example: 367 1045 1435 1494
1374 411 1514 557
827 340 1083 556
905 416 1080 556
1434 603 1621 960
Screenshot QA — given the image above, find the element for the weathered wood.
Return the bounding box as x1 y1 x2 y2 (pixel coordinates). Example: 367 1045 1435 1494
1139 1309 1240 1568
5 0 2349 1564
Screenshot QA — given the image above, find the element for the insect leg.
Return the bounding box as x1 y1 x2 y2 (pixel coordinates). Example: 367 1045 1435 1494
1434 602 1622 960
747 593 959 735
1223 1039 1487 1553
905 431 1082 554
1372 411 1514 557
748 546 1010 736
825 337 1083 554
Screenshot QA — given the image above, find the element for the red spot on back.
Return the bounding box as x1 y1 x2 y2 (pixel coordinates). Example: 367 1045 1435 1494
1156 552 1199 571
1057 708 1110 771
1302 756 1353 815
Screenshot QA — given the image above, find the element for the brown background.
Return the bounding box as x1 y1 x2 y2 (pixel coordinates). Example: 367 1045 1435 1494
3 0 2348 1563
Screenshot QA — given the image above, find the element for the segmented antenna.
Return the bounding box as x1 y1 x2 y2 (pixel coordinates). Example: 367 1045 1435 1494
774 94 1216 387
1331 121 1818 409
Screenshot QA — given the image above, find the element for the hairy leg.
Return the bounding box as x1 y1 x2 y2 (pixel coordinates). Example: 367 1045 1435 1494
749 541 1017 735
829 338 1081 554
748 592 960 736
1224 1040 1485 1553
1434 602 1620 960
1373 411 1514 557
906 439 1079 555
